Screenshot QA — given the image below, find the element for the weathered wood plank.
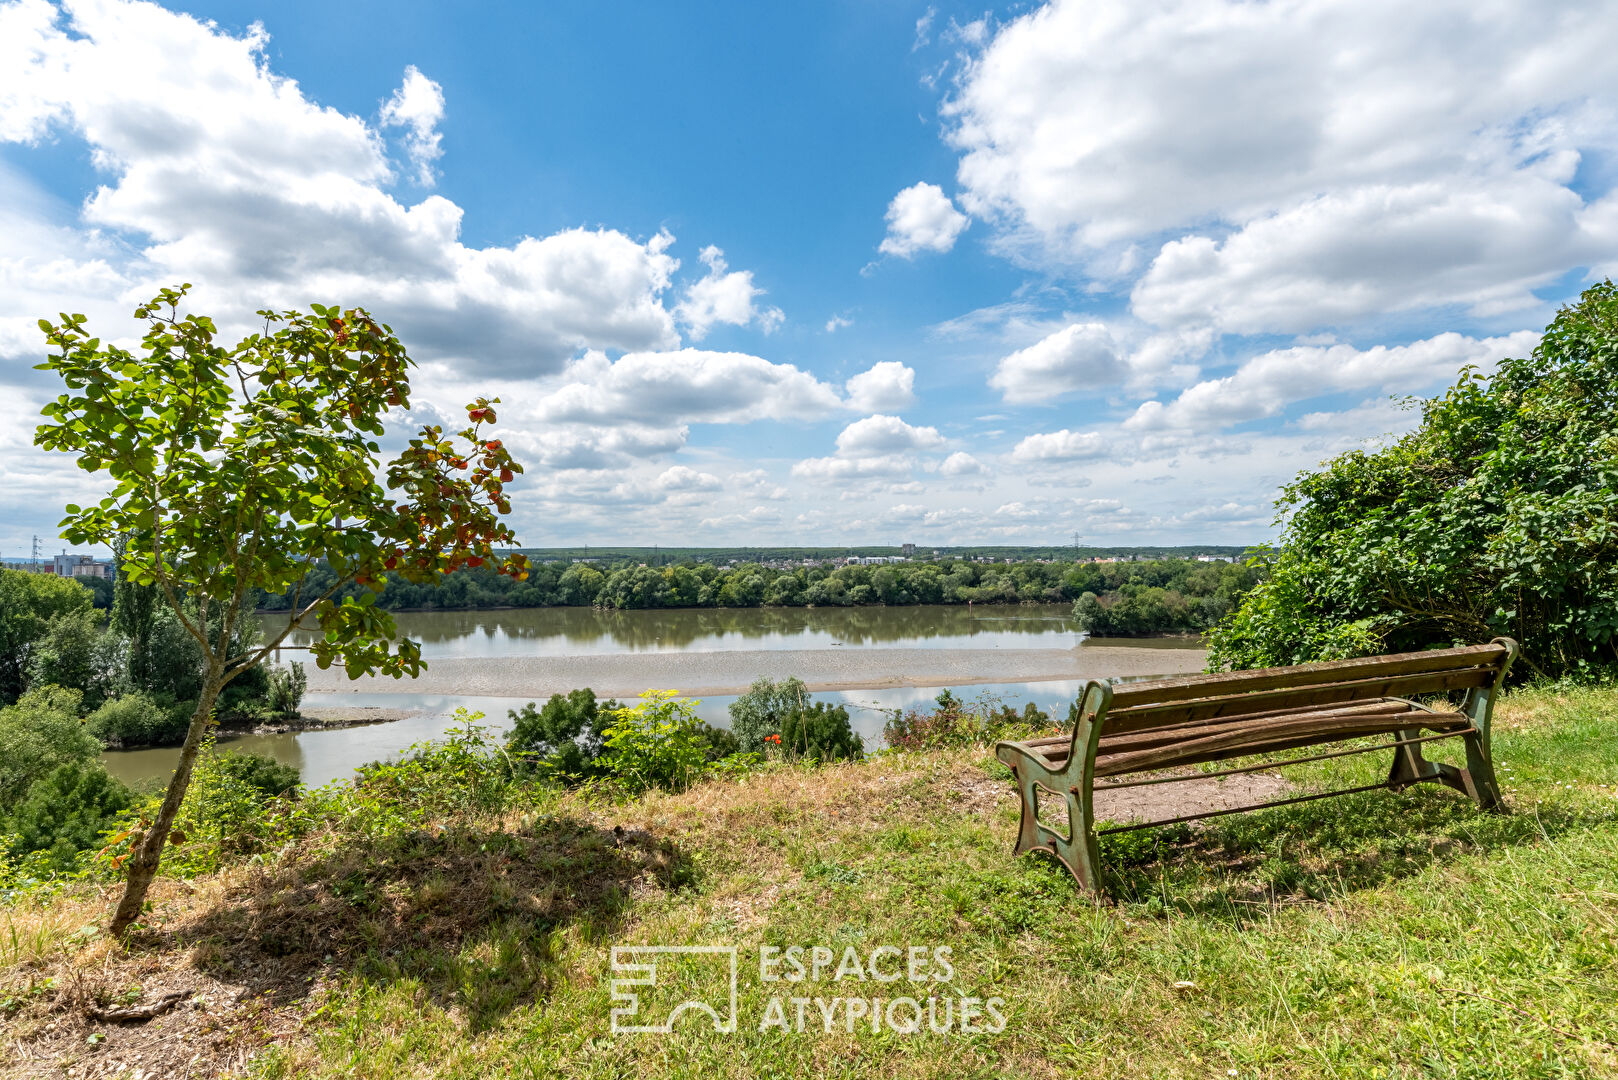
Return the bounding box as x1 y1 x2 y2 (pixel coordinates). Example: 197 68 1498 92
1014 699 1414 753
1106 644 1506 709
1092 713 1473 776
1101 667 1495 733
1022 704 1464 769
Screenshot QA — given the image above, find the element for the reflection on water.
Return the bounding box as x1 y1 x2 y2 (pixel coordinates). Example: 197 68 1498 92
107 606 1206 791
270 603 1104 659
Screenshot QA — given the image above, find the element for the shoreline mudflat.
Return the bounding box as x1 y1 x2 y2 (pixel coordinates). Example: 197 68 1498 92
304 644 1209 699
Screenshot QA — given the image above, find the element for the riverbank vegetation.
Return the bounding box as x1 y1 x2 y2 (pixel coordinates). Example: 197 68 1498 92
1 566 305 739
257 554 1265 629
1 681 1613 1076
1209 282 1618 682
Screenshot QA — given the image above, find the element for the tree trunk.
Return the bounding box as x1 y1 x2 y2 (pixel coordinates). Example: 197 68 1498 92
108 669 223 938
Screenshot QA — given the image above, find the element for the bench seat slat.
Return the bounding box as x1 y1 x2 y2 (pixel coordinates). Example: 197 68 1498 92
1106 643 1507 710
1093 712 1472 776
1015 700 1463 770
1013 699 1411 753
1103 667 1496 733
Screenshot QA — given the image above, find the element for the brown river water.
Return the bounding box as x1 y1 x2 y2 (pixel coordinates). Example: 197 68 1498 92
103 604 1206 790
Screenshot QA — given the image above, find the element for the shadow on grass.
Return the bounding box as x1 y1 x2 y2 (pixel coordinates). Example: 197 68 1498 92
160 815 694 1033
1077 784 1618 920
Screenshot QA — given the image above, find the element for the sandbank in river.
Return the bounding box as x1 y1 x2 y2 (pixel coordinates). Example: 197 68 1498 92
302 641 1208 699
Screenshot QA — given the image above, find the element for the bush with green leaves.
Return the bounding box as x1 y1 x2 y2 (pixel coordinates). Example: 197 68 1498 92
162 742 302 874
1208 282 1618 679
506 688 618 783
779 702 863 763
883 689 1057 752
25 608 121 710
695 722 741 762
0 686 100 808
86 691 185 748
0 569 93 705
3 761 133 873
75 574 114 609
727 676 807 753
265 662 307 718
598 691 715 794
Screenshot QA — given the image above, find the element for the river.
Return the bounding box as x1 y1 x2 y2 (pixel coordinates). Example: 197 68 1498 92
103 604 1207 790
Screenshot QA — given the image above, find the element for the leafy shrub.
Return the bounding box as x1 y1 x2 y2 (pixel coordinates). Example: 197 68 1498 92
0 568 92 706
4 762 133 872
598 691 712 794
506 688 618 783
74 574 114 609
352 712 510 820
695 722 741 762
265 662 307 718
216 751 301 800
163 743 302 874
883 689 1058 752
26 608 120 709
727 676 807 753
86 691 185 748
1209 282 1618 680
0 686 99 807
779 702 863 763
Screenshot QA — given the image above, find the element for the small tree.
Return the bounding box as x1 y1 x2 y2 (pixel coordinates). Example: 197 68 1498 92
779 701 863 763
727 675 807 753
34 285 529 936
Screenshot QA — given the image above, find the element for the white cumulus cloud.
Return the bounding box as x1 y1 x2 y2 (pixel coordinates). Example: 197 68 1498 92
543 348 846 426
939 451 987 476
380 65 446 185
946 0 1618 332
989 322 1127 403
879 181 969 258
1010 429 1113 463
1125 329 1542 432
844 361 917 412
674 245 784 340
834 414 946 455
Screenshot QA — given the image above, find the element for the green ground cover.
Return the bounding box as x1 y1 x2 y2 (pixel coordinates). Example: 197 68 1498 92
2 684 1615 1077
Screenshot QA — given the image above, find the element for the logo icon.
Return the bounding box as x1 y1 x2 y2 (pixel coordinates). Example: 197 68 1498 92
611 946 739 1034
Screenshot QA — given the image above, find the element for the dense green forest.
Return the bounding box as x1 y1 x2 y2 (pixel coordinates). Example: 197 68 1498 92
255 554 1264 630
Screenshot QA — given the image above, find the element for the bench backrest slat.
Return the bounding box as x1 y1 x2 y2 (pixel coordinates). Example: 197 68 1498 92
1106 644 1507 711
1100 648 1505 736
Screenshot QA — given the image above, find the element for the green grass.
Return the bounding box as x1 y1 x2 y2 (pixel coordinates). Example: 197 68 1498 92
10 687 1618 1077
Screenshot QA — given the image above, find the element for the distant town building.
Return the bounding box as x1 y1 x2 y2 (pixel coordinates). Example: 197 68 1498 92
2 554 114 578
901 542 916 557
52 554 113 579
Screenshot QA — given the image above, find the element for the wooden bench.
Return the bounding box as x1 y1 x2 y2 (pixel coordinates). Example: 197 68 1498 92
995 639 1517 894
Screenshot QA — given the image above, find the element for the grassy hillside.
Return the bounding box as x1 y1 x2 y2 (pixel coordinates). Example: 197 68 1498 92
3 686 1616 1077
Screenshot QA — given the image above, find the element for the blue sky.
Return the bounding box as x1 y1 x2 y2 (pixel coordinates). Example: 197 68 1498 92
3 0 1616 555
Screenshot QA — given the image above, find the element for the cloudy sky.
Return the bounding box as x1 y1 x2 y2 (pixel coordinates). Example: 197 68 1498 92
3 0 1615 555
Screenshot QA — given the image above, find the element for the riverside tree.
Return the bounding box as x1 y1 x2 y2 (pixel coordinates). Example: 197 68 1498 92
1208 281 1618 679
34 286 529 936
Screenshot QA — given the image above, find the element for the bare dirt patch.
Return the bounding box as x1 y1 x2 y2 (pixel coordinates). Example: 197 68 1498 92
949 762 1293 825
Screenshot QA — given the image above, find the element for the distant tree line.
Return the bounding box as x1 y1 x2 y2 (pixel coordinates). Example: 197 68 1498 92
257 555 1265 631
514 544 1252 566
